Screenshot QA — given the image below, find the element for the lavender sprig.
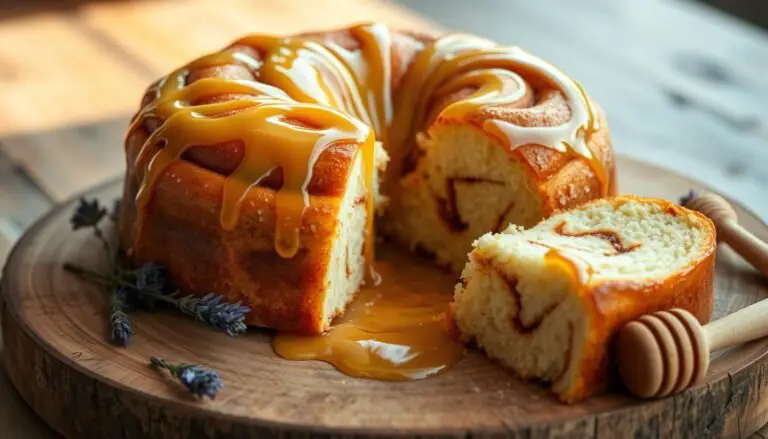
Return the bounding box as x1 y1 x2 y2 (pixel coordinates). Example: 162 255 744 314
150 357 223 400
69 198 131 345
173 294 250 336
62 263 250 336
110 289 132 346
679 189 698 207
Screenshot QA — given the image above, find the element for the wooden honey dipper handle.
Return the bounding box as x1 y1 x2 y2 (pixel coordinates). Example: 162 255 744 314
617 300 768 399
683 191 768 277
706 295 768 351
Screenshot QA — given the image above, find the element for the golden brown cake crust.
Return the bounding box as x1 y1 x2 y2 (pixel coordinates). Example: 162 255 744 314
121 24 616 334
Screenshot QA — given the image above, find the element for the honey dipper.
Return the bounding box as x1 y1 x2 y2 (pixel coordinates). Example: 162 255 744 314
683 191 768 277
617 302 768 398
617 191 768 398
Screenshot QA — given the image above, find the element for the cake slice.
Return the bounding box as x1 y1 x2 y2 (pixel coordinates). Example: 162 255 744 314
452 196 716 402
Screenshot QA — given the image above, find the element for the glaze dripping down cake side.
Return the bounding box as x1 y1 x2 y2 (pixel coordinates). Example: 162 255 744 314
452 196 716 402
120 23 615 334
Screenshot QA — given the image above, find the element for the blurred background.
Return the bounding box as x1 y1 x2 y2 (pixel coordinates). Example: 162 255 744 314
699 0 768 29
0 1 767 437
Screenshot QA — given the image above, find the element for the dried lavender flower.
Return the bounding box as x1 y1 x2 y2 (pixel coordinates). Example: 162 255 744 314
70 198 107 230
109 289 133 346
172 293 250 336
679 189 698 207
150 357 223 400
133 262 171 292
127 262 172 309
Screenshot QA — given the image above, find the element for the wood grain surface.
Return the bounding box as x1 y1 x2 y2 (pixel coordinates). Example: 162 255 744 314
2 157 768 439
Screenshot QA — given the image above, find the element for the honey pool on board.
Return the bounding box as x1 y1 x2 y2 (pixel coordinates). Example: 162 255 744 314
273 244 465 380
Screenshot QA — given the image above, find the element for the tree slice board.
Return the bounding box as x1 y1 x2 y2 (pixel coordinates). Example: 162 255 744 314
2 156 768 439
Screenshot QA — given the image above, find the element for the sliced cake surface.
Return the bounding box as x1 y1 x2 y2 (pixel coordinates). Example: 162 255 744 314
453 195 716 402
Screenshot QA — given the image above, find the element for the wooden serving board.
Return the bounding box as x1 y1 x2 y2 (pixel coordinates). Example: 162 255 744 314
2 156 768 439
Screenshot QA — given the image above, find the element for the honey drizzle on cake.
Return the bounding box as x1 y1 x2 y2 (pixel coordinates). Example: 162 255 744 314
127 23 608 381
324 23 394 139
129 33 382 260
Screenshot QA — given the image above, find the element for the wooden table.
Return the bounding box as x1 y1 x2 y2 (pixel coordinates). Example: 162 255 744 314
0 0 766 437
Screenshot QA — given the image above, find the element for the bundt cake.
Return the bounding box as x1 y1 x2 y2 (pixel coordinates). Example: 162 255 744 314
119 22 615 334
452 196 716 402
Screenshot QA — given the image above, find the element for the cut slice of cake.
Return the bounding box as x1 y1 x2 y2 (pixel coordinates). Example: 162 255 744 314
452 196 716 402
